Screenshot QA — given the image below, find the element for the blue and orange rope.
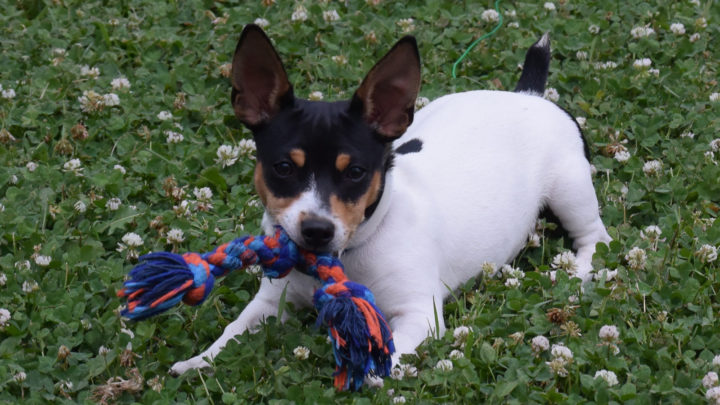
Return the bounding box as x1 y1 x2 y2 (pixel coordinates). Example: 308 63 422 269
117 227 394 391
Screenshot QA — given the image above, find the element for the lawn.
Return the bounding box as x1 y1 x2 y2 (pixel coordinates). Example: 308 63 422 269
1 0 719 403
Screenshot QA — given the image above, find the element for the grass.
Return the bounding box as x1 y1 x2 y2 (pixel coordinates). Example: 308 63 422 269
0 0 719 403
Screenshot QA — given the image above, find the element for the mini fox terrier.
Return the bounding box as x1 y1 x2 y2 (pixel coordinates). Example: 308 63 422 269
170 25 611 376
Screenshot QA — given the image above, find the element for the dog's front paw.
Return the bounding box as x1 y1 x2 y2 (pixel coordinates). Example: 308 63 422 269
169 356 212 377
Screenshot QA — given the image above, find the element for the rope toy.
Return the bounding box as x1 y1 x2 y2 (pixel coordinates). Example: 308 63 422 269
117 227 394 391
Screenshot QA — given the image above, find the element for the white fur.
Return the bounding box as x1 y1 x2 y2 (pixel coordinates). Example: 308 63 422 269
170 90 611 375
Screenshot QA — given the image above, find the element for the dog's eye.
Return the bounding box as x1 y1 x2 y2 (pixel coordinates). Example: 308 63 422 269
273 161 294 177
345 166 367 182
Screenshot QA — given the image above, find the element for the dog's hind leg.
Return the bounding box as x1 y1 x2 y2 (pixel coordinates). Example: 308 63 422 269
546 157 611 281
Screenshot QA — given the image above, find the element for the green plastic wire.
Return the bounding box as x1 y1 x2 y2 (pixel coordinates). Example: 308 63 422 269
451 0 504 78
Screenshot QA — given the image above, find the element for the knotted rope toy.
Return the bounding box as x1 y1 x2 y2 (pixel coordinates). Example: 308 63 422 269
117 227 394 391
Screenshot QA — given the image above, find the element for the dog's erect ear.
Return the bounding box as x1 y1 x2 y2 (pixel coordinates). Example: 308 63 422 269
231 24 293 126
352 36 421 140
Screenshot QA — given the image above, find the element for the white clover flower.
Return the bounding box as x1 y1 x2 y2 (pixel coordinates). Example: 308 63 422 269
551 251 579 275
34 255 52 266
576 116 587 128
551 344 573 361
390 366 404 380
400 363 418 377
614 150 631 162
625 247 646 270
173 200 192 217
527 232 541 248
15 260 31 271
253 17 269 28
599 325 620 342
323 9 340 23
63 158 83 175
713 354 720 367
13 371 26 383
576 51 588 61
704 371 719 388
711 93 720 102
397 18 415 33
216 144 240 167
98 346 110 356
501 264 525 279
58 380 73 392
10 174 18 184
670 22 686 35
594 268 618 282
1 88 16 99
506 9 517 18
594 369 619 386
113 164 126 174
641 225 662 242
111 77 131 91
80 65 100 78
544 87 559 102
594 61 618 70
647 68 660 77
415 96 430 110
0 273 6 286
238 138 257 156
164 130 184 144
331 55 348 65
689 33 700 42
453 326 470 340
633 58 652 70
546 357 569 377
507 22 519 28
22 280 39 293
696 17 707 29
532 335 550 353
707 386 720 405
481 9 499 23
642 159 663 175
680 131 695 139
568 295 579 304
81 319 92 330
78 90 105 113
630 25 655 38
308 91 324 101
449 349 465 360
293 345 310 360
291 5 308 22
392 396 406 404
122 232 143 248
0 203 4 213
364 374 384 388
544 2 556 11
0 308 10 328
102 93 120 107
435 359 453 371
504 277 520 288
107 197 122 211
696 244 718 263
166 228 185 244
157 110 172 120
588 25 600 34
710 139 720 152
194 187 212 201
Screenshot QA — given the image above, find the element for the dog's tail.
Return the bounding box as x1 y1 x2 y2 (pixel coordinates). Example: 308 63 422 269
514 33 550 97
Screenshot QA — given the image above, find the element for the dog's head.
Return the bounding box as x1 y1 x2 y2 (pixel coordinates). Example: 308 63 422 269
230 25 420 252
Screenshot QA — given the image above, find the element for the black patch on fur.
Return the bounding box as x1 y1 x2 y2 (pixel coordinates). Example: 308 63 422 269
395 138 423 155
514 34 551 95
539 207 570 241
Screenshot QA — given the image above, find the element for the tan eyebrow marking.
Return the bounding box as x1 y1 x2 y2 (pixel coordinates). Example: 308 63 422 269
289 148 305 168
335 153 351 172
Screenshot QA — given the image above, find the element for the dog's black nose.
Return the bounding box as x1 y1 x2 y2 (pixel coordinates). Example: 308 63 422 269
300 218 335 249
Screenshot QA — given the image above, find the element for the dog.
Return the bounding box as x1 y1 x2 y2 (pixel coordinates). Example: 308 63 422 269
170 25 611 376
